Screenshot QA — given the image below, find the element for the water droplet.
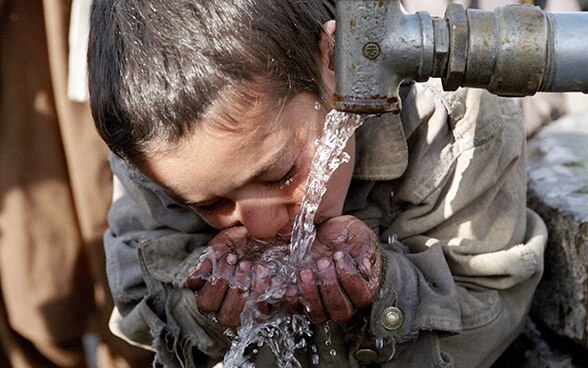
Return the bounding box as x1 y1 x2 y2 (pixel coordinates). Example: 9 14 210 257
311 345 318 353
312 354 320 365
330 349 337 357
252 349 259 354
375 337 384 349
314 101 322 110
323 323 332 347
224 328 236 339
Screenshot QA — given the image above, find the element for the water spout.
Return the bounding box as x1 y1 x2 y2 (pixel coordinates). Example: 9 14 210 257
334 0 588 114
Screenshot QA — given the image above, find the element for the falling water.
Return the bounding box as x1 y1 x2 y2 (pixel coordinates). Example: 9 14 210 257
288 110 365 269
222 110 365 368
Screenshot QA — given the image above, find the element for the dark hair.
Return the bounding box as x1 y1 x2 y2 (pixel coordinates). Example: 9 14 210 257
88 0 331 163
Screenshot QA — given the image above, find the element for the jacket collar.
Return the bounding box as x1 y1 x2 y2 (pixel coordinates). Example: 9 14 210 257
353 112 408 181
352 80 463 182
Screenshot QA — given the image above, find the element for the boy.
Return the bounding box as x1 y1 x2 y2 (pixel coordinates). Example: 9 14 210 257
88 0 547 367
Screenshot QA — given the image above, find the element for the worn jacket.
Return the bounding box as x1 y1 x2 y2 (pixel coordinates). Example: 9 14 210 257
105 80 547 367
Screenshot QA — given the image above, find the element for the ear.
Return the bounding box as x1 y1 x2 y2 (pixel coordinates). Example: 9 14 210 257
319 20 336 103
319 20 336 71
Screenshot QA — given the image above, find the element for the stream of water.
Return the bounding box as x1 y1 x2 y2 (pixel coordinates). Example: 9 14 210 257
222 110 365 367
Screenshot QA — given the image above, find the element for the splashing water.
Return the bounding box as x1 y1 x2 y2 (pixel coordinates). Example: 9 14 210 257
289 110 365 269
222 110 365 368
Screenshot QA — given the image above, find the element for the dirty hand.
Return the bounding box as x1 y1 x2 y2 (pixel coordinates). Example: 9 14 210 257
186 226 281 329
293 215 382 324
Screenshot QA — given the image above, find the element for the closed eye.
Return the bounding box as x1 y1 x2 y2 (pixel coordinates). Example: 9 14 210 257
188 166 298 215
267 165 297 189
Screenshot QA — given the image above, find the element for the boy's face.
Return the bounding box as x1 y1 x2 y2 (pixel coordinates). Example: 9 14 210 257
141 91 355 241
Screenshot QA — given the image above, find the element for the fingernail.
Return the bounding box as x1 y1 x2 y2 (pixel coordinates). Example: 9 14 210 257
333 251 344 261
361 258 372 276
317 258 330 271
239 260 251 272
286 286 297 297
300 269 313 283
256 265 269 278
226 253 238 265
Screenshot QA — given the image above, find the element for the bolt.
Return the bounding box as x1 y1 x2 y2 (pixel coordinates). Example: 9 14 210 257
363 42 381 60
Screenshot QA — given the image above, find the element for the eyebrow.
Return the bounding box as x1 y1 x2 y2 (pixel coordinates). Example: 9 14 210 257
178 144 290 207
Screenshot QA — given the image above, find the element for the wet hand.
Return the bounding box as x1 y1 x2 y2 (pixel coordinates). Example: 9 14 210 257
296 215 382 324
185 227 276 329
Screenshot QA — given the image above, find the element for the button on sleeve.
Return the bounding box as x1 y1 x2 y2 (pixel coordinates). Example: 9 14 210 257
382 306 404 331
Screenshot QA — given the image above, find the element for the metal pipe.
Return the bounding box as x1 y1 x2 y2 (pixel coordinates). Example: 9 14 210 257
545 12 588 92
334 0 436 113
334 1 588 114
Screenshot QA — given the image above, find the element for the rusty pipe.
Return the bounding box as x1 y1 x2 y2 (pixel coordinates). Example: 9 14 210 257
334 1 588 114
334 0 434 114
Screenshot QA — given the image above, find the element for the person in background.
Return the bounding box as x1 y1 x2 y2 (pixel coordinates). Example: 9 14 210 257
0 1 153 367
402 0 583 136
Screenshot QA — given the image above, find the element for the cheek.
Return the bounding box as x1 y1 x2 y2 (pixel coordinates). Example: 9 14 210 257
280 174 308 212
310 154 355 220
324 160 354 210
319 136 355 215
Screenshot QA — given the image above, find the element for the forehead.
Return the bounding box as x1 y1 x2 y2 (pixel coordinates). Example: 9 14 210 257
140 91 319 200
201 84 283 134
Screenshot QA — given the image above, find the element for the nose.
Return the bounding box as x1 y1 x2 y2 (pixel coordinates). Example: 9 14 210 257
235 200 293 240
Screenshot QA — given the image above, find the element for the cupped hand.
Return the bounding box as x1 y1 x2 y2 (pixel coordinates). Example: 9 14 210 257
295 215 382 324
186 216 382 328
186 227 278 328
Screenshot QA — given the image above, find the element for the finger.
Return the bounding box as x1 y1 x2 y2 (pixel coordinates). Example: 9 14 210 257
209 226 251 256
357 251 375 279
251 264 271 317
209 226 245 246
348 228 378 260
196 253 237 314
297 268 328 324
283 284 302 314
334 251 378 308
186 256 213 291
218 260 252 328
316 257 355 323
342 229 379 281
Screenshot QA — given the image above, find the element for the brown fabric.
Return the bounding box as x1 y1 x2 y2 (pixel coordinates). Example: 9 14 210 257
0 0 153 366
